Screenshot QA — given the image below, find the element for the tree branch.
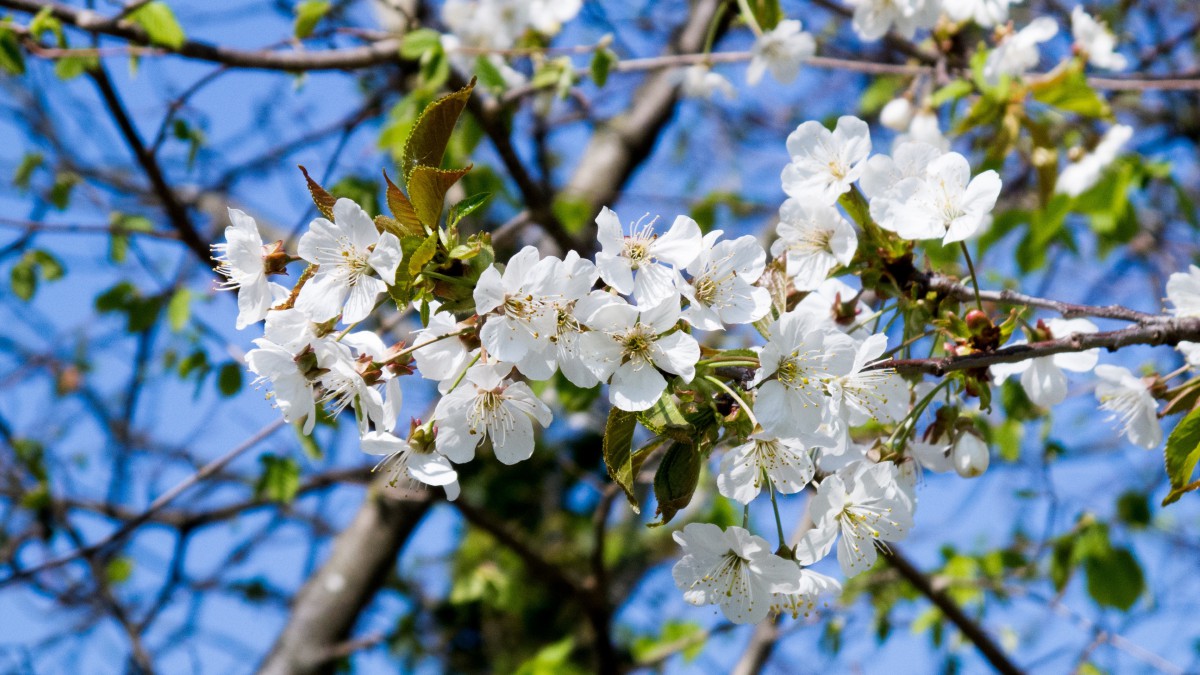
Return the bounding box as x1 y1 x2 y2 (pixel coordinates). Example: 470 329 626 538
881 546 1024 675
88 64 212 267
871 317 1200 376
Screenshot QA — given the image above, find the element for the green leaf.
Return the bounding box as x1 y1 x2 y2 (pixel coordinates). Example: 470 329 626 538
383 169 423 234
589 47 616 88
649 441 702 527
632 621 706 664
105 557 134 584
108 212 154 263
49 172 78 210
130 2 186 50
603 408 642 512
1030 64 1110 118
297 165 337 220
512 636 577 675
1116 491 1152 528
10 249 65 301
407 232 438 278
447 192 491 228
636 396 690 437
408 164 471 228
166 288 191 331
29 7 63 44
929 79 973 107
0 23 26 75
293 0 331 39
1083 546 1144 610
13 152 43 190
742 0 782 31
1163 406 1200 505
54 54 98 80
398 27 443 61
472 54 507 91
217 361 242 397
255 454 300 503
401 78 474 183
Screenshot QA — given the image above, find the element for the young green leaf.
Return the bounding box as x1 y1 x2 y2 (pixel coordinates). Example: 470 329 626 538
447 192 491 229
590 47 616 88
0 23 26 75
1163 406 1200 505
408 164 471 228
649 441 702 527
293 0 331 39
255 454 300 503
167 288 191 331
130 2 186 50
401 78 475 183
383 169 423 233
603 408 642 512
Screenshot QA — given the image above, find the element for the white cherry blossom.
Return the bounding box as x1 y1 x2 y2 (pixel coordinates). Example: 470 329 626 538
989 318 1100 407
747 20 815 85
246 337 321 435
717 432 815 505
577 299 700 411
1167 264 1200 317
771 200 858 291
474 246 559 363
794 461 914 576
847 0 938 41
434 362 553 465
861 141 943 236
1056 124 1133 197
1072 7 1126 71
362 431 460 500
295 198 403 324
212 208 288 330
515 252 607 386
886 151 1002 243
983 18 1059 85
413 306 475 393
1094 365 1161 449
943 0 1021 28
771 568 841 619
753 308 852 440
797 277 871 336
594 207 702 307
781 116 872 205
680 231 771 331
671 523 803 624
825 333 910 439
895 110 950 152
679 65 736 100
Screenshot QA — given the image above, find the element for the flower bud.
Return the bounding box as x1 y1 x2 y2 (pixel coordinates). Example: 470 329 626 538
952 432 989 478
880 98 914 131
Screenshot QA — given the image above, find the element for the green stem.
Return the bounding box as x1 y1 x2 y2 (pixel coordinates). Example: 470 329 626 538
742 503 751 529
446 352 481 394
959 241 984 313
767 476 787 548
888 377 954 450
377 326 474 366
735 0 763 36
702 0 730 53
704 375 759 428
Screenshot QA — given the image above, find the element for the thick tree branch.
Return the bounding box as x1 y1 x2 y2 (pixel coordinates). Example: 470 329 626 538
257 484 433 675
871 317 1200 376
0 0 405 71
881 546 1024 675
920 273 1162 324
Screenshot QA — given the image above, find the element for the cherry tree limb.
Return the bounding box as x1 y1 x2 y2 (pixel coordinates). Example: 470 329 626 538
871 317 1200 376
919 273 1163 324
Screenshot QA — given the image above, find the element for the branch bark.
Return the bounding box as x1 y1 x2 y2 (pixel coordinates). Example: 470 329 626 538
257 484 433 675
871 317 1200 376
881 546 1024 675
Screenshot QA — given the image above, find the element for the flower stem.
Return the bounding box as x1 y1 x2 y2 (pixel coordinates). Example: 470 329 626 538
959 241 984 313
446 352 481 394
704 375 759 428
378 326 475 366
888 376 954 451
735 0 763 36
767 476 788 548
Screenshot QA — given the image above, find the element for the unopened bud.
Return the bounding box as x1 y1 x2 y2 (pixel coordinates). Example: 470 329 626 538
880 98 914 131
951 432 990 478
408 418 437 453
261 240 291 276
965 309 992 333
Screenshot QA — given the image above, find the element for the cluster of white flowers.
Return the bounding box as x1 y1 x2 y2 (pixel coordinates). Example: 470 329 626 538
213 91 1177 625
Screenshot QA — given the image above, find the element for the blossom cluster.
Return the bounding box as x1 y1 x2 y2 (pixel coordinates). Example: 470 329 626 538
214 91 1191 622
